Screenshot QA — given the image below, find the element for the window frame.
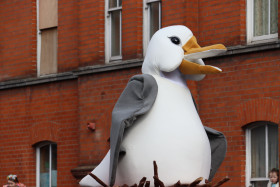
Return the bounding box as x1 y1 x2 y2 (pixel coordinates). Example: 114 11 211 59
143 0 161 56
36 0 58 76
37 0 41 76
36 142 57 187
105 0 122 63
245 122 279 187
246 0 278 44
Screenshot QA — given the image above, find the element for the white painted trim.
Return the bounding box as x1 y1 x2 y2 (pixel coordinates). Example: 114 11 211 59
245 123 277 187
49 144 52 187
36 0 41 76
36 142 56 187
143 0 149 56
108 6 122 12
105 0 122 63
36 147 40 187
143 0 161 56
246 0 278 44
110 55 122 61
251 33 278 43
250 178 270 181
246 128 251 187
147 0 160 3
105 0 110 63
265 125 269 178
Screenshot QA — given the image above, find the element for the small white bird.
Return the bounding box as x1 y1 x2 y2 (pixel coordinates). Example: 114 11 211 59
80 25 227 187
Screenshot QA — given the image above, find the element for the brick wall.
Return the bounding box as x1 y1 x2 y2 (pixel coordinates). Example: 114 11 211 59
0 0 249 81
0 0 36 81
0 80 79 186
0 0 280 186
78 68 141 165
199 49 280 186
198 0 246 46
78 0 105 67
57 0 79 72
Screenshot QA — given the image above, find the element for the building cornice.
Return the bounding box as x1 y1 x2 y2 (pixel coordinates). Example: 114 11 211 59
216 40 280 57
0 41 279 90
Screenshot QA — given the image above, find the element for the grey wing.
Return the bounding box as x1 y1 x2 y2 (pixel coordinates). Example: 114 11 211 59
109 74 158 186
205 126 227 181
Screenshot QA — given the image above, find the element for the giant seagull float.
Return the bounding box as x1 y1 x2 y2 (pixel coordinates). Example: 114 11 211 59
80 25 227 186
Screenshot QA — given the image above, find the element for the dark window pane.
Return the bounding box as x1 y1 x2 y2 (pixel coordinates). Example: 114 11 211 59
51 144 57 187
270 0 278 34
149 2 160 39
251 180 269 187
254 0 269 36
40 145 50 187
251 125 266 178
119 0 122 6
111 10 121 57
268 124 278 171
109 0 118 8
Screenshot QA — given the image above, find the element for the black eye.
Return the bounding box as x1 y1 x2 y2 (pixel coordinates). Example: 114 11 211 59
169 37 181 45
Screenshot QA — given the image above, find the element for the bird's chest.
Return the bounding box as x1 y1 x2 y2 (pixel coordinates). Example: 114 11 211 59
118 76 211 184
122 76 210 154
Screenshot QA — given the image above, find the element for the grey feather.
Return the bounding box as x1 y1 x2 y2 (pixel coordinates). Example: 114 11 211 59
109 74 158 186
204 126 227 181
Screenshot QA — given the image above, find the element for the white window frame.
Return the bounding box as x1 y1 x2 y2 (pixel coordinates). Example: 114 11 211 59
36 0 42 76
143 0 161 56
36 142 57 187
105 0 122 63
247 0 278 44
245 122 278 187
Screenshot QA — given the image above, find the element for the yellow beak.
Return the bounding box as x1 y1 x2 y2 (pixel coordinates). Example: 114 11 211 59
179 36 227 75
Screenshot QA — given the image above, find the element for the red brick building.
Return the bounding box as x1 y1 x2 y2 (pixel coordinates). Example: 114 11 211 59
0 0 279 186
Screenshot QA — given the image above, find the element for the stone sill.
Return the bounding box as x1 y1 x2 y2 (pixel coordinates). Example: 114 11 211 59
212 40 280 58
0 41 280 90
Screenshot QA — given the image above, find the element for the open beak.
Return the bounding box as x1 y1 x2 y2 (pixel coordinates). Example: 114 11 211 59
179 36 227 75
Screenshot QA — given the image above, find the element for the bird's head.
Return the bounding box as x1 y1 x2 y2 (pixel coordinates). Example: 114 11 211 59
142 25 226 81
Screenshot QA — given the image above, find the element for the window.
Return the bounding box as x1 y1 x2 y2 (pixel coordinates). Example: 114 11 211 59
105 0 122 62
36 142 57 187
143 0 161 55
246 122 279 187
37 0 58 76
247 0 278 43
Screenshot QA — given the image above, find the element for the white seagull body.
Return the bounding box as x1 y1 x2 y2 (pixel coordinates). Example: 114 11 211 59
116 74 211 185
80 25 227 187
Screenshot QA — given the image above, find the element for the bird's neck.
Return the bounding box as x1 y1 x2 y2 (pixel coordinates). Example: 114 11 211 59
160 69 188 89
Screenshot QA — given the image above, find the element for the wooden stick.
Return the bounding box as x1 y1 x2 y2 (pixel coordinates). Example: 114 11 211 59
144 181 150 187
212 177 230 187
88 161 230 187
189 177 203 186
173 180 181 187
153 176 165 187
153 161 160 187
139 177 147 187
88 173 108 187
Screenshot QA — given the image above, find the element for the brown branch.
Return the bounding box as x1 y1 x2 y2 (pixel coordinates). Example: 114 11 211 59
144 181 150 187
212 177 230 187
189 177 203 187
153 175 165 187
138 177 147 187
86 161 230 187
88 172 109 187
153 161 160 187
